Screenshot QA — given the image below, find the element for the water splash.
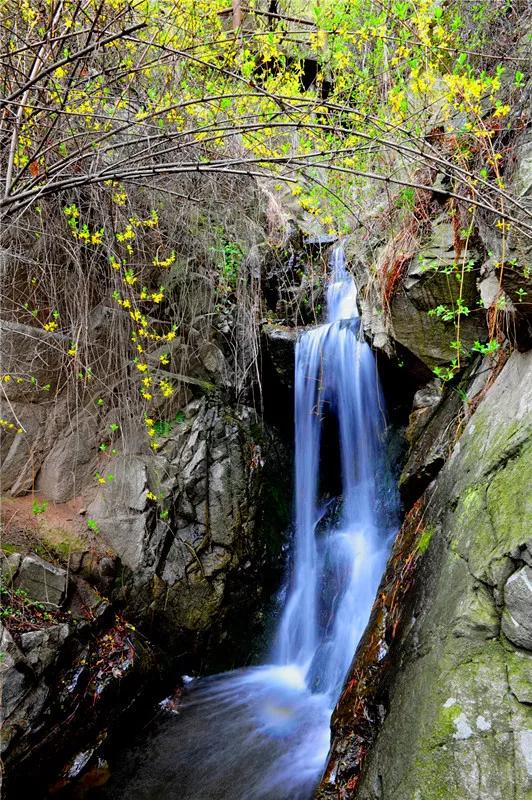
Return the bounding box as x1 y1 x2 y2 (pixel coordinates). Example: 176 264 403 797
96 246 398 800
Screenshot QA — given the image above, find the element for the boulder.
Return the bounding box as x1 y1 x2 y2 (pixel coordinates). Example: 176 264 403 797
110 397 291 663
19 624 70 676
502 566 532 650
14 555 67 607
0 552 22 585
86 455 150 570
0 402 48 495
388 215 486 369
36 416 99 503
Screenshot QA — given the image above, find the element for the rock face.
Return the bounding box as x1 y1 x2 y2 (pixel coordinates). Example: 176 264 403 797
87 397 290 665
319 350 532 800
0 550 162 800
0 319 68 401
262 323 298 389
14 554 67 607
388 216 486 369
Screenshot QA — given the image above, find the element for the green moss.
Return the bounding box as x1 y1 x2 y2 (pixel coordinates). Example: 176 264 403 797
505 648 532 704
431 701 462 743
486 443 532 551
417 527 434 554
412 741 459 800
451 442 532 583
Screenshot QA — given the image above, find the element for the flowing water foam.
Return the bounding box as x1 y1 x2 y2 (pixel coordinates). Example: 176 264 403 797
98 247 398 800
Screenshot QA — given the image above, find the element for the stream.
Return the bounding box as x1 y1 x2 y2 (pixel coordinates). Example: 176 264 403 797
92 247 398 800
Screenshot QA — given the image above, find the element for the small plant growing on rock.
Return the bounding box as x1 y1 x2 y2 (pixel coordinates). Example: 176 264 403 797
87 519 100 535
32 499 48 515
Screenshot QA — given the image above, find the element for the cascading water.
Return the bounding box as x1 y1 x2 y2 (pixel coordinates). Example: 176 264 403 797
275 247 390 700
95 247 398 800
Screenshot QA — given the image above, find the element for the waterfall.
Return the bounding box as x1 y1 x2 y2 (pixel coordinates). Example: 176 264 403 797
275 246 392 699
96 246 398 800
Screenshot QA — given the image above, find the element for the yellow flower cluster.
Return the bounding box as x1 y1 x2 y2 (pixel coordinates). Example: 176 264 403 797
0 418 24 434
153 250 176 268
144 417 160 450
159 379 174 398
140 287 165 303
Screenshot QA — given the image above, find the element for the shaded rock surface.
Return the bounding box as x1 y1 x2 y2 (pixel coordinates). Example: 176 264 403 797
262 323 298 389
387 215 486 368
87 396 290 666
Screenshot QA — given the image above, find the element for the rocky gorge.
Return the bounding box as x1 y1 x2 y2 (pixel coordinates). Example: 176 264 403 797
1 2 532 798
2 133 532 796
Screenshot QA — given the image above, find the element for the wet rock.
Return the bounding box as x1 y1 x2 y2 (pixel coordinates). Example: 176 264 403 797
262 324 298 389
0 624 31 721
67 577 109 621
303 233 338 250
405 407 432 445
404 378 443 447
19 624 70 676
502 566 532 650
322 349 532 800
2 603 164 800
413 379 443 409
14 555 67 607
399 381 463 506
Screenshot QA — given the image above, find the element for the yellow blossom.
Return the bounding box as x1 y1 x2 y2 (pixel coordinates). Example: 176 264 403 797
493 104 510 118
124 270 137 286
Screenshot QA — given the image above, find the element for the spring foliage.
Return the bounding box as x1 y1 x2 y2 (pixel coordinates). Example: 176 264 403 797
0 0 529 445
1 0 528 228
